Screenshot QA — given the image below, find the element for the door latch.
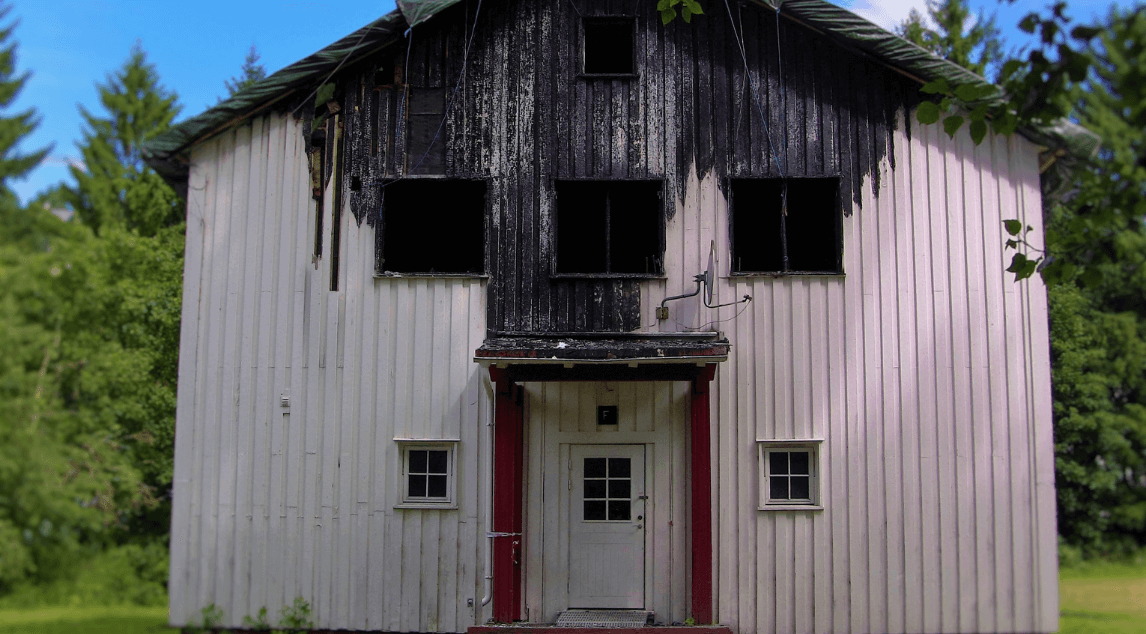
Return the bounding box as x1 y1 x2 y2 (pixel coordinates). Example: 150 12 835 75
637 495 649 500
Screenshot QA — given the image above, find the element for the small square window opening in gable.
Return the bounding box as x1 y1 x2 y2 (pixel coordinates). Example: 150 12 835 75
730 178 841 274
396 440 459 508
582 18 635 75
378 179 486 275
555 180 664 275
757 440 824 510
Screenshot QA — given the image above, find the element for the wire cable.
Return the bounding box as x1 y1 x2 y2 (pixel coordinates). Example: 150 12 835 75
405 0 484 175
722 0 785 178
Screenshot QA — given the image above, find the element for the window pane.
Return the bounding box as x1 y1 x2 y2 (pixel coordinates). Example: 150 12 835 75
608 479 630 499
409 450 427 474
608 500 631 521
770 475 789 500
409 474 427 498
428 450 448 474
608 181 663 274
585 479 607 499
790 476 810 500
730 178 841 273
583 19 634 74
584 500 607 521
556 183 608 273
790 451 810 475
584 458 607 478
427 475 448 498
770 451 789 475
381 180 487 273
608 458 631 478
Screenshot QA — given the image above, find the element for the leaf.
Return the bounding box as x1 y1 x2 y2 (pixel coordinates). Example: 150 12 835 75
314 83 335 109
682 6 692 22
1004 219 1023 235
954 83 981 102
657 0 670 9
684 0 704 14
1000 59 1023 82
1005 239 1019 249
969 118 987 145
1070 25 1102 40
1006 252 1028 273
660 7 676 24
939 97 951 111
942 114 964 138
1019 14 1039 34
916 101 940 124
921 78 950 95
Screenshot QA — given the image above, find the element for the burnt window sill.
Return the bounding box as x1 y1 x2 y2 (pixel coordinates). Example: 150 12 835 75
728 271 845 278
375 272 489 279
550 272 665 280
577 73 639 80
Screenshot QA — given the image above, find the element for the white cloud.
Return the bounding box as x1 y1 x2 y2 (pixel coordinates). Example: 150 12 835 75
837 0 930 33
43 156 87 171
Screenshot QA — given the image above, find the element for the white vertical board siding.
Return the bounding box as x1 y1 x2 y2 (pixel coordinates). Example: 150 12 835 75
170 113 489 632
173 110 1056 633
637 113 1056 634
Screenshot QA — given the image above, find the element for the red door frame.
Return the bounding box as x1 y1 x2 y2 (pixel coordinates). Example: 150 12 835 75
489 367 524 623
487 364 717 624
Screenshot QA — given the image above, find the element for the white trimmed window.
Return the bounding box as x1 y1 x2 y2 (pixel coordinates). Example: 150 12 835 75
757 440 823 510
395 440 459 509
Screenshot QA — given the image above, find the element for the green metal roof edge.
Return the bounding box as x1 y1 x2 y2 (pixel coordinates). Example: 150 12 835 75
141 8 408 189
143 0 1099 190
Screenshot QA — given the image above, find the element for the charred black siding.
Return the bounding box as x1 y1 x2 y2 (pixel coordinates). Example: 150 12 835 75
338 0 913 334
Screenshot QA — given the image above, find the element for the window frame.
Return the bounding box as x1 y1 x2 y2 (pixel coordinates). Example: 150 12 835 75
757 439 824 511
395 439 460 509
551 178 666 278
374 177 489 278
579 16 639 78
728 177 844 276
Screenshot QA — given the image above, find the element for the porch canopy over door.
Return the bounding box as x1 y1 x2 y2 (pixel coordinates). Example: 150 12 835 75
476 332 729 624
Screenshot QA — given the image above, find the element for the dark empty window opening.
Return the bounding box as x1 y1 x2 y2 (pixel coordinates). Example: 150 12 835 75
555 180 663 275
730 178 841 274
379 179 486 274
583 18 634 75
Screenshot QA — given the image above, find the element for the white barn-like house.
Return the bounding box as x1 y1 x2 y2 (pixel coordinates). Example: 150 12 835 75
146 1 1090 631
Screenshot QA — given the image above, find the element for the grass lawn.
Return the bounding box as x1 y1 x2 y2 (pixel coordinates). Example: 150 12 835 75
1059 561 1146 634
0 564 1143 634
0 606 172 633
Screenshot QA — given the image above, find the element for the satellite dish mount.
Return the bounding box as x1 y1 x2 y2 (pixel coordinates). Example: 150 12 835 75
657 241 752 322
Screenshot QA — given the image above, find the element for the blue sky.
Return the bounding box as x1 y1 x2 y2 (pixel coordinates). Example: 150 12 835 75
7 0 1122 205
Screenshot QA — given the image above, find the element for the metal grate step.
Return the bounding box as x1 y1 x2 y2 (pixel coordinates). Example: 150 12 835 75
555 610 653 628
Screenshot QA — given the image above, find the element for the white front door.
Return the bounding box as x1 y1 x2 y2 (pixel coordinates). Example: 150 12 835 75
568 444 646 608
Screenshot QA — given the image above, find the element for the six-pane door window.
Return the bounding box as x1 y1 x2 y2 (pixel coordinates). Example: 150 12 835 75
583 457 632 521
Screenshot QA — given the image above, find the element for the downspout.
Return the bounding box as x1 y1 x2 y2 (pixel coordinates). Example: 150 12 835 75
480 374 495 607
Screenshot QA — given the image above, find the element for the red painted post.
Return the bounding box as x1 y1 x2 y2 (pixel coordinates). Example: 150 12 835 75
489 367 524 622
690 364 716 624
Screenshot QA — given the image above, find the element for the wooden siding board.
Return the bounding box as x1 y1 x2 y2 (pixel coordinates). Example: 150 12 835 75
171 136 214 624
892 112 924 634
877 136 905 634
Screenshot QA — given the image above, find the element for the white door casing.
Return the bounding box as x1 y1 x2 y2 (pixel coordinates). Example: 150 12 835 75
567 444 646 608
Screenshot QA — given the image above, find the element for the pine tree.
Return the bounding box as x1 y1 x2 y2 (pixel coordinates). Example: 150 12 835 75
223 44 268 98
897 0 1004 80
68 45 182 236
1045 8 1146 554
0 3 48 209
